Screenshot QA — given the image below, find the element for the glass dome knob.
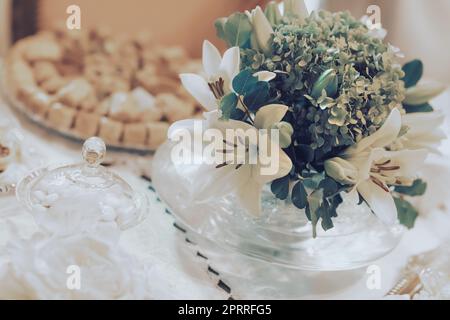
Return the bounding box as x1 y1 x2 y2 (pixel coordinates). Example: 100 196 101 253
82 137 106 167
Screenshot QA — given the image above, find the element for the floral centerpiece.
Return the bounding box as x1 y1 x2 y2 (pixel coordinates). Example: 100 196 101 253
168 0 447 237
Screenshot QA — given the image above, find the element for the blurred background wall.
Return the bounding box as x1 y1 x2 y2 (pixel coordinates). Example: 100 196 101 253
324 0 450 84
1 0 448 83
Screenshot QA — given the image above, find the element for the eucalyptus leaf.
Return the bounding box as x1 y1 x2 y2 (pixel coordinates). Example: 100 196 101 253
214 18 227 42
292 181 308 209
319 177 338 197
395 179 427 197
295 144 315 163
402 59 423 88
220 93 238 120
403 103 433 113
224 12 252 48
303 172 325 189
232 69 259 96
243 81 270 111
319 201 334 231
271 175 290 200
394 197 418 229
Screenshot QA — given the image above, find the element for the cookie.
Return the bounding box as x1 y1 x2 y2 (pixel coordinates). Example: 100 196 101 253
155 93 195 123
131 87 162 122
98 117 124 144
147 122 169 149
73 111 101 138
33 61 60 84
47 103 76 130
57 78 94 108
23 37 62 62
123 123 147 145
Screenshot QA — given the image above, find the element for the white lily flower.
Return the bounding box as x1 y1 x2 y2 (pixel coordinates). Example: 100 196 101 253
389 111 446 153
246 6 274 55
284 0 309 22
404 83 447 106
180 40 240 111
193 104 293 216
325 108 427 225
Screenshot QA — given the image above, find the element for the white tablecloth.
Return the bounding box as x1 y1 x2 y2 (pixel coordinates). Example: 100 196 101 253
0 89 449 300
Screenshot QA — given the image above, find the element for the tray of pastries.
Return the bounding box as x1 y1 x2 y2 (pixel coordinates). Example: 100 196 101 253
2 27 203 153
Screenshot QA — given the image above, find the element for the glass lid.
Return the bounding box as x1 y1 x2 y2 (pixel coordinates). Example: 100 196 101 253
16 137 149 235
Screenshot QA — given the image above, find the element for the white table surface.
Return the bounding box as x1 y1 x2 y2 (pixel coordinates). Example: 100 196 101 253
0 89 449 300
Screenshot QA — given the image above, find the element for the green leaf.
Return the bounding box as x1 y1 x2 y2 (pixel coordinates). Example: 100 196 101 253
296 144 314 163
395 179 427 197
292 181 308 209
232 69 258 96
271 175 290 200
394 197 419 229
230 108 246 121
214 18 227 41
219 93 238 120
318 177 338 197
243 81 270 111
402 60 423 88
224 12 252 48
403 103 433 113
303 172 325 189
306 189 323 238
319 201 334 231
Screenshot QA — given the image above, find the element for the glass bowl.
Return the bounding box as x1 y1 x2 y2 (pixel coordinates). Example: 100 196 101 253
152 141 404 271
16 137 149 235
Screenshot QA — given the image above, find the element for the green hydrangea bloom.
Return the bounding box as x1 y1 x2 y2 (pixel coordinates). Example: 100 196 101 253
241 10 405 164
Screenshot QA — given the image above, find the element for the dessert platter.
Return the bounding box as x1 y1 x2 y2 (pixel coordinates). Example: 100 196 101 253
1 27 204 152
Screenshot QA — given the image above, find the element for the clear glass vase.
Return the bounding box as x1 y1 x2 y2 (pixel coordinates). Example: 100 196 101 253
152 141 404 271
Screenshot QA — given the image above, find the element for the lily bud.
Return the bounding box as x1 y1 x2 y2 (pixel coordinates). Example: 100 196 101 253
324 157 358 185
271 121 294 148
284 0 309 23
265 1 283 26
251 6 274 56
311 69 338 99
404 83 447 106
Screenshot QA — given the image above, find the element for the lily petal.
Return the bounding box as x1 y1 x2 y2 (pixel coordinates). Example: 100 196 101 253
202 40 222 79
254 104 289 129
254 71 276 82
195 163 252 202
252 6 274 55
253 147 292 184
372 148 428 179
357 179 398 225
219 47 240 82
180 73 218 111
347 108 401 155
236 178 264 217
284 0 309 22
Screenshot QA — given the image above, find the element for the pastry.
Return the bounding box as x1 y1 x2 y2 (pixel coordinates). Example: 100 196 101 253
26 90 53 118
147 122 169 149
8 27 201 150
57 79 94 108
107 92 140 123
131 87 163 122
47 103 76 130
155 94 195 123
73 111 100 138
23 37 62 62
98 117 124 144
33 61 60 84
40 77 68 94
123 123 147 145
